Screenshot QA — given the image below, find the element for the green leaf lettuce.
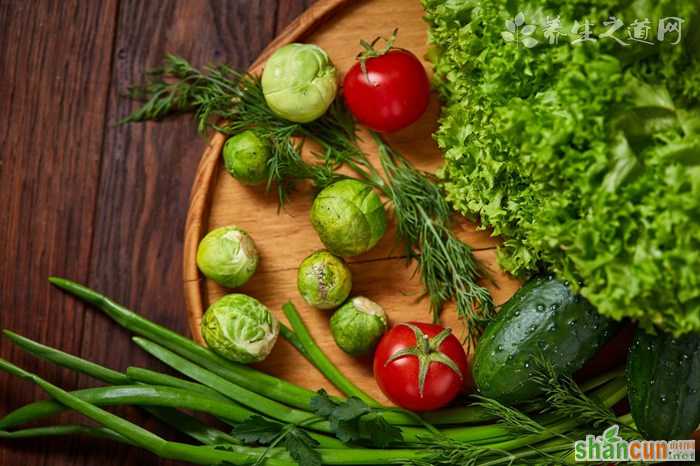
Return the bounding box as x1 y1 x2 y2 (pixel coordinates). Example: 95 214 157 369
424 0 700 335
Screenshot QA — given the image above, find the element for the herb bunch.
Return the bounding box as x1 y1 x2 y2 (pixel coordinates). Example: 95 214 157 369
309 389 402 447
370 133 494 339
231 415 321 466
122 54 364 205
407 360 636 466
405 436 573 466
531 356 641 440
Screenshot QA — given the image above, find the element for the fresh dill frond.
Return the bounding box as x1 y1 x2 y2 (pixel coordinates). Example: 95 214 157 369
471 395 547 436
531 356 641 439
405 437 572 466
121 54 246 134
122 54 366 206
371 132 494 341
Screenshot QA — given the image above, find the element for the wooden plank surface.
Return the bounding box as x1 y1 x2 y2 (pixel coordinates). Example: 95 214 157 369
0 2 315 465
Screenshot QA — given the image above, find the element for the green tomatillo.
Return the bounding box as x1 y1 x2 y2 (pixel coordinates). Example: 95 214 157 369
297 250 352 310
310 179 387 257
196 226 259 288
261 43 337 123
330 296 388 356
201 294 279 364
222 130 270 185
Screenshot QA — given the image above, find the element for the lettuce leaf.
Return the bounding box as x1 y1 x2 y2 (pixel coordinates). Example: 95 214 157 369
424 0 700 335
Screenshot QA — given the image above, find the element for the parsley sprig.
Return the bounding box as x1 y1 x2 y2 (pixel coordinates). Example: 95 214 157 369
231 415 321 466
310 389 402 447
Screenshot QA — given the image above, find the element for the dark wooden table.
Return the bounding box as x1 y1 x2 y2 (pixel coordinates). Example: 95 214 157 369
0 1 314 464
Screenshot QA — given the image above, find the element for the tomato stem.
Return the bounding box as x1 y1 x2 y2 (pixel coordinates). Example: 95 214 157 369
384 323 463 398
357 28 399 85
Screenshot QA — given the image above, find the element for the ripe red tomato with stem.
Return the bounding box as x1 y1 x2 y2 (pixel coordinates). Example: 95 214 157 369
343 30 430 133
373 322 470 411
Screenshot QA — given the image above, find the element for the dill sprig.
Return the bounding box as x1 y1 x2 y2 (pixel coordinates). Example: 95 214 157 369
405 437 572 466
531 356 641 439
371 132 494 341
471 395 548 437
121 54 365 205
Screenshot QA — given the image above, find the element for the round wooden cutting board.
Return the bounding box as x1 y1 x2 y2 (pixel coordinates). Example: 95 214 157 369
183 0 522 405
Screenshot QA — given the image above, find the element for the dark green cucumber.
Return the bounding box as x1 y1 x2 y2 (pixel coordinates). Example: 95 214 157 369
472 277 617 403
626 327 700 440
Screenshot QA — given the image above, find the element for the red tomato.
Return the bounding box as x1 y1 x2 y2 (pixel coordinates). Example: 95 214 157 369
373 322 469 411
343 49 430 133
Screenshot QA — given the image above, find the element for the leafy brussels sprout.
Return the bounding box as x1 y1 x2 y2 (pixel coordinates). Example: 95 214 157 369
261 43 337 123
222 131 270 185
201 294 279 364
196 226 259 288
330 296 388 356
297 250 352 310
310 179 387 257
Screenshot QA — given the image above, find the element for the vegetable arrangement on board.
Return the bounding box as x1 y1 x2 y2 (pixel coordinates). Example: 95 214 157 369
2 1 699 465
0 278 634 466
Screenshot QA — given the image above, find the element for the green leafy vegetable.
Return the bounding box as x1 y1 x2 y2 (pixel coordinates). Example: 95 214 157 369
425 0 700 336
373 133 494 337
310 389 402 447
284 429 322 466
232 415 282 444
232 415 321 466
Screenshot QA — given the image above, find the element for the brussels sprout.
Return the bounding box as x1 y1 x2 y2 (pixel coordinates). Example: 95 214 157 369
222 131 269 185
310 179 387 257
261 43 337 123
297 250 352 310
196 226 259 288
201 294 279 364
330 297 388 356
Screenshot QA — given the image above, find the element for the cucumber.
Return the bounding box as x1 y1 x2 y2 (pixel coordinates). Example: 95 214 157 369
472 276 617 403
626 327 700 440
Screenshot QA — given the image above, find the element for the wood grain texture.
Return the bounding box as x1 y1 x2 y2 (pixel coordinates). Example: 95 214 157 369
0 1 120 465
0 1 315 465
183 0 521 406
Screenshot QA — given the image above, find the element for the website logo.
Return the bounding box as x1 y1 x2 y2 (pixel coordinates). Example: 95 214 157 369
574 425 696 462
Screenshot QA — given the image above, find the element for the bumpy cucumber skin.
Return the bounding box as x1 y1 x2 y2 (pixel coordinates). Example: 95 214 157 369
627 328 700 440
472 277 616 404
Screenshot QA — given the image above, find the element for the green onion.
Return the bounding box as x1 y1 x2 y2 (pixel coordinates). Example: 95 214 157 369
125 366 227 398
3 329 130 385
279 322 312 360
282 302 381 407
0 357 295 466
0 425 132 444
0 385 253 429
144 406 240 445
48 276 319 410
131 336 331 431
